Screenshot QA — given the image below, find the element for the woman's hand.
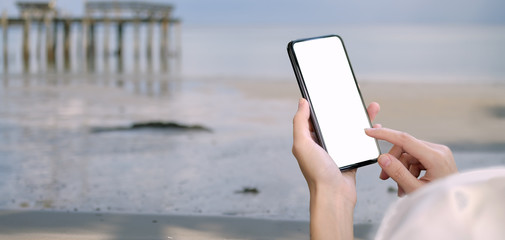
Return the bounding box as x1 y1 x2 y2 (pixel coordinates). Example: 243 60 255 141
292 98 380 202
292 98 380 239
365 128 458 196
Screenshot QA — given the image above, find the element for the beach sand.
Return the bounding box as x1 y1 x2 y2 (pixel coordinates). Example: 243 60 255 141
1 75 504 239
0 210 381 240
0 210 309 240
222 77 505 146
360 82 505 146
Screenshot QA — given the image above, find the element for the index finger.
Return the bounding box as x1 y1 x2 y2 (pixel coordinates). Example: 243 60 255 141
365 128 436 169
367 102 380 122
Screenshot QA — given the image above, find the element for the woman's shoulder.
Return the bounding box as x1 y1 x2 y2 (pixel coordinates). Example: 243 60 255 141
376 167 505 240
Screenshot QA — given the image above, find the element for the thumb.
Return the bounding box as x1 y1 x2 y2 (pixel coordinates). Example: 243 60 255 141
293 98 311 140
378 154 422 194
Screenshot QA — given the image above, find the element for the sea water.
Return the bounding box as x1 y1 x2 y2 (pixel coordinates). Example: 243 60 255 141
181 24 505 83
1 24 505 83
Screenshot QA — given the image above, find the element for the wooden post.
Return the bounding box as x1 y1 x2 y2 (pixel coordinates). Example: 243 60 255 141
103 12 110 57
81 19 86 63
45 13 54 66
88 21 95 58
116 22 123 57
103 12 110 72
36 19 43 61
146 16 153 60
22 11 31 70
117 21 123 72
160 12 169 59
133 12 140 59
160 12 170 72
81 14 90 71
2 11 7 70
63 18 71 71
87 20 95 72
51 16 57 66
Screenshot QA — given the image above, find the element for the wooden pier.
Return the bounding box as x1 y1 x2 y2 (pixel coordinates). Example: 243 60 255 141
1 1 182 73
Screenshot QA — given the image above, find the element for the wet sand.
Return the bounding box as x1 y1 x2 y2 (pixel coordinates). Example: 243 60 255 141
1 75 504 239
0 210 383 240
0 210 310 240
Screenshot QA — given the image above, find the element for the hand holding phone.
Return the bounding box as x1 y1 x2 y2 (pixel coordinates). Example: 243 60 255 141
287 35 380 170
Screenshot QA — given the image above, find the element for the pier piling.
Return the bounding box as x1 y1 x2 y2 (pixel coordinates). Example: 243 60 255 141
44 13 54 66
2 11 7 70
22 12 30 68
1 1 181 73
103 14 110 57
147 17 153 60
63 17 71 69
133 12 140 59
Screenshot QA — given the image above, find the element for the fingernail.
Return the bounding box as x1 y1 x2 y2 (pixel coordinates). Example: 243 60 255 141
298 98 304 107
378 154 391 167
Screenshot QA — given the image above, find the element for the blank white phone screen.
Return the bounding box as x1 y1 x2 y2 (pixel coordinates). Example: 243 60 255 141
293 36 379 168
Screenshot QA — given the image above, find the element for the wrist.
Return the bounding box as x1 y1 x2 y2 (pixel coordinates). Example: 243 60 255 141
309 185 356 240
309 182 357 208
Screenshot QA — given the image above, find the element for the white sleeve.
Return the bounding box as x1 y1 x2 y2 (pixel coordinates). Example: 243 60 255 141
375 167 505 240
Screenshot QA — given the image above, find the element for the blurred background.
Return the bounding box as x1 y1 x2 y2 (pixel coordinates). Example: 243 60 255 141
0 0 504 236
2 0 505 79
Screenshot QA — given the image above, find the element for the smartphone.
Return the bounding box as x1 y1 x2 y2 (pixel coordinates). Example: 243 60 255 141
287 35 380 170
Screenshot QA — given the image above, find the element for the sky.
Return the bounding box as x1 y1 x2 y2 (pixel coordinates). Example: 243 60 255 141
2 0 505 26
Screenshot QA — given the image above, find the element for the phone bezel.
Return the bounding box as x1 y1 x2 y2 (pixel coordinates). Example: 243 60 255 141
287 34 379 170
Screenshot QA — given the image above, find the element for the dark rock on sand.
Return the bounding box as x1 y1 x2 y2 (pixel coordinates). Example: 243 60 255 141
488 105 505 119
235 187 260 195
90 121 212 133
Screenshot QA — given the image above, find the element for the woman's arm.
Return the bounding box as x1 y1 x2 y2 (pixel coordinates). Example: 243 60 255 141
292 98 380 239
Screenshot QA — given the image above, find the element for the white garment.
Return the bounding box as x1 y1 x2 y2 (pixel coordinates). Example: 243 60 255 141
375 167 505 240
